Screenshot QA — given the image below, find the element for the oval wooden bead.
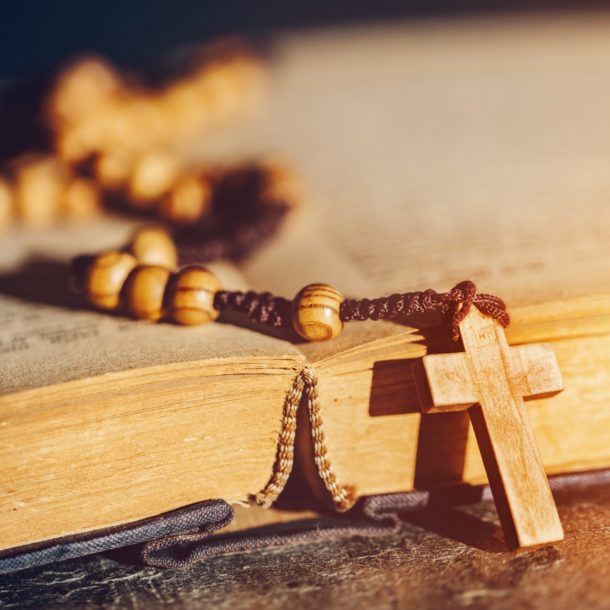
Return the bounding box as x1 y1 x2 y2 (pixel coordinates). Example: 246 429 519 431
158 174 211 224
129 226 178 269
128 152 179 206
63 177 100 218
84 251 137 310
291 283 344 341
123 265 172 321
94 151 133 190
14 155 67 226
169 265 221 326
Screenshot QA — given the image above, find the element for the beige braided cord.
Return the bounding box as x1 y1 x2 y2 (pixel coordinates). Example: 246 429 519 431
253 367 355 512
253 370 303 508
301 368 356 512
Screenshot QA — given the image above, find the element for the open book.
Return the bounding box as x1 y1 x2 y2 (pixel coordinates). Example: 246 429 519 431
3 12 610 554
2 207 610 553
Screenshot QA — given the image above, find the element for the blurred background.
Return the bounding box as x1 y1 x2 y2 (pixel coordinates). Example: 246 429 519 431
1 1 605 79
1 1 610 300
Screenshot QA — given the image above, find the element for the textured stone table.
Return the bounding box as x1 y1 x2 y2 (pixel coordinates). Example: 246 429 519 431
1 478 608 610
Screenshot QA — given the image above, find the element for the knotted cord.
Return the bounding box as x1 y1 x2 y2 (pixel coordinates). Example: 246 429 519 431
216 280 510 341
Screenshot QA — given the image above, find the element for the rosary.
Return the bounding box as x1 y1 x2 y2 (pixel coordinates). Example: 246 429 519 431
26 45 563 552
70 225 510 341
70 223 565 549
0 32 577 581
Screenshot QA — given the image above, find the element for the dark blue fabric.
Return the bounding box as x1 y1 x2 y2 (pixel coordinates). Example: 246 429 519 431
2 469 608 574
0 500 233 574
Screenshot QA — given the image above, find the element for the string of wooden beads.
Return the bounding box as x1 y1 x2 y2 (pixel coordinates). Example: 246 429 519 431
72 227 344 340
47 47 264 164
74 254 222 326
45 45 265 228
72 227 224 326
0 42 269 232
0 154 101 230
73 230 509 342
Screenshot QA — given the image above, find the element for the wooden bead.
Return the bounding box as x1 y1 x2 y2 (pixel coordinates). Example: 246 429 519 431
128 152 179 206
93 152 133 190
169 265 221 326
291 283 344 341
54 129 89 163
123 265 172 321
129 226 178 269
158 174 211 224
14 155 68 225
63 177 100 218
49 57 120 124
84 251 137 310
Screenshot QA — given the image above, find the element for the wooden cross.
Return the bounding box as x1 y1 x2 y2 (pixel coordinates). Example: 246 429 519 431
414 308 565 548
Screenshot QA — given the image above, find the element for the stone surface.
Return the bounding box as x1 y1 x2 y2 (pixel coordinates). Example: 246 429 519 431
0 480 608 610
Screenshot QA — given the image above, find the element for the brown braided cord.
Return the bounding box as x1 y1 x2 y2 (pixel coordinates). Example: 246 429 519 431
215 280 509 342
340 280 509 341
254 368 355 512
213 290 291 328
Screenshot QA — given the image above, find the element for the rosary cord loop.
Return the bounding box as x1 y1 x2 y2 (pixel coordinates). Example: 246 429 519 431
441 280 478 340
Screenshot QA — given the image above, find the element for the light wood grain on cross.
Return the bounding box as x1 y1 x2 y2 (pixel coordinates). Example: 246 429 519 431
416 308 565 548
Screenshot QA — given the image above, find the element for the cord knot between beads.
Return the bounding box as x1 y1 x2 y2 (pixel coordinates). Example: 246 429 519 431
442 280 510 341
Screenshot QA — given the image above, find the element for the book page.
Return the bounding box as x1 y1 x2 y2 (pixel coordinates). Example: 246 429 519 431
6 14 610 389
0 218 302 395
216 14 610 308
